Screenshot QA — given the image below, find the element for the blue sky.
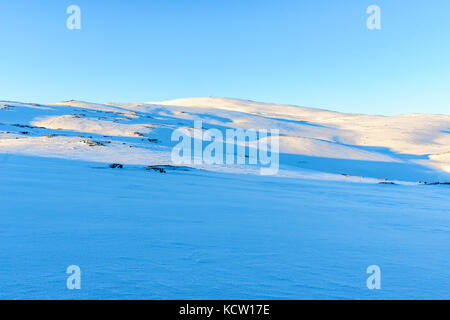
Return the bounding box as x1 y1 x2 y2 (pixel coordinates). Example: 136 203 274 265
0 0 449 115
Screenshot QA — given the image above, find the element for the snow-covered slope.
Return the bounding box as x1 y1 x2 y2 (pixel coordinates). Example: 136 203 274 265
1 97 449 299
1 97 449 183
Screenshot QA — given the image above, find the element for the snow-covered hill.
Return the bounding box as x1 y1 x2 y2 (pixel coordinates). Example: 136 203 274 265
1 97 449 183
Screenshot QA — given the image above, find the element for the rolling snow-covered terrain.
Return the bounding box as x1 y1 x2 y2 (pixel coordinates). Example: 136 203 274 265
0 97 449 299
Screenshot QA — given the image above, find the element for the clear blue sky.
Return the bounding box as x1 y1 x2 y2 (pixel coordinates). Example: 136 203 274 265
0 0 449 115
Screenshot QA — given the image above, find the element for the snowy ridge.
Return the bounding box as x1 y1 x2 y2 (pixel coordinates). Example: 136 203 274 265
1 97 449 183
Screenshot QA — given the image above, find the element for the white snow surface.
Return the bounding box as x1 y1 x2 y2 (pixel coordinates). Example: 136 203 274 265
0 97 449 299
